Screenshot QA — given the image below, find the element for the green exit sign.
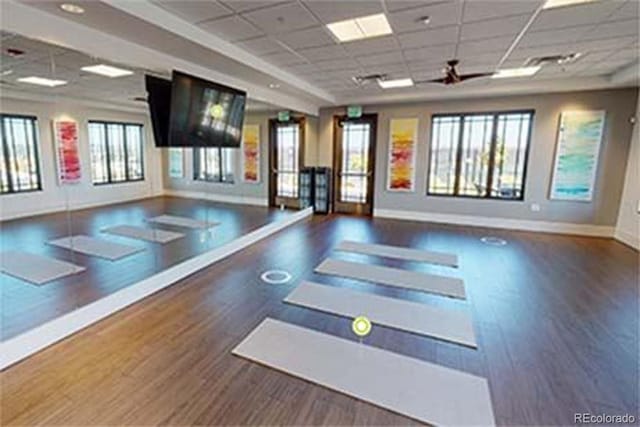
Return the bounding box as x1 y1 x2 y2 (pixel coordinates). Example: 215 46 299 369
347 105 362 118
278 110 290 122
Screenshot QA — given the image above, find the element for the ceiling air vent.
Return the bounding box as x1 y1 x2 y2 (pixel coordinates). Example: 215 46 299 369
526 53 582 67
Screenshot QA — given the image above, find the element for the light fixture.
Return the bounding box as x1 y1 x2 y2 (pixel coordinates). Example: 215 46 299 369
327 13 392 43
492 66 541 79
378 77 414 89
1 69 13 76
542 0 597 9
419 16 431 25
60 3 85 14
269 83 280 89
17 76 67 87
81 64 133 78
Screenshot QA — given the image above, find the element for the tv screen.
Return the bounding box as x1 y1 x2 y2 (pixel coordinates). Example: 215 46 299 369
168 70 246 148
145 74 172 147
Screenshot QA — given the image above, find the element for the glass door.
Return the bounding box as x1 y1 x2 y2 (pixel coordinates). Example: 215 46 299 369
333 115 377 215
269 118 304 208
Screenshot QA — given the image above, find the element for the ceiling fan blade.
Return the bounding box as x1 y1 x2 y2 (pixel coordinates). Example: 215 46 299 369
458 72 494 81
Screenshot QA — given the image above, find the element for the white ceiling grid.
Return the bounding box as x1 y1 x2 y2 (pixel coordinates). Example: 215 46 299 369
149 0 638 98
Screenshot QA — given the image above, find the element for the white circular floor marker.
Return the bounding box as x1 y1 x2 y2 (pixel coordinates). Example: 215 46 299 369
260 270 292 284
480 236 507 246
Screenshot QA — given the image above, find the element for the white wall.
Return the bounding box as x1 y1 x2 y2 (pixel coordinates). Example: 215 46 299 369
162 111 272 206
0 97 163 220
615 96 640 250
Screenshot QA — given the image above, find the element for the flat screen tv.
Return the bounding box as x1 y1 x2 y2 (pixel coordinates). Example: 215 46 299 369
168 70 246 148
145 74 172 147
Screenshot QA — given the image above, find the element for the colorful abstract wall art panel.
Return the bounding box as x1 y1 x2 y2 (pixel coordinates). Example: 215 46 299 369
387 118 418 191
54 119 81 184
242 124 260 183
550 110 605 201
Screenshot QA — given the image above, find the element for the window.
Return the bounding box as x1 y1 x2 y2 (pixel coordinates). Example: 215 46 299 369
428 111 533 200
275 123 300 198
194 147 235 183
0 114 41 194
340 121 371 203
88 121 144 184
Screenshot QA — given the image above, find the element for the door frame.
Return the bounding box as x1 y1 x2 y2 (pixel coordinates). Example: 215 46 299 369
332 114 377 215
268 116 306 208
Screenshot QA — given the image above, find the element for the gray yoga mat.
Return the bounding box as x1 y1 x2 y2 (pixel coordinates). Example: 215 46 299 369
147 214 220 229
233 318 495 426
47 235 144 261
315 258 466 299
285 281 476 347
102 225 184 243
336 240 458 267
0 251 85 285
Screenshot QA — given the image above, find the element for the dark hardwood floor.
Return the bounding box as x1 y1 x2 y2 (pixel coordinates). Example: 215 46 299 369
0 196 291 339
1 214 637 426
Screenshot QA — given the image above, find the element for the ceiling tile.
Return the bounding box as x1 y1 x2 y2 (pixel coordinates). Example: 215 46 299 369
607 0 639 22
342 36 399 56
262 50 307 66
460 14 530 41
584 18 639 40
397 25 459 49
403 44 456 61
152 0 233 24
236 36 285 55
242 2 318 34
298 44 348 61
313 58 361 71
220 1 289 13
573 36 638 52
198 15 264 41
356 51 405 66
302 0 383 24
529 0 622 31
456 35 513 57
276 26 335 50
518 26 592 48
462 0 540 22
388 1 462 33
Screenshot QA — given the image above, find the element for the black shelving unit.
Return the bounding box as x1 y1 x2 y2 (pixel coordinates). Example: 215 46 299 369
299 167 315 209
314 167 331 214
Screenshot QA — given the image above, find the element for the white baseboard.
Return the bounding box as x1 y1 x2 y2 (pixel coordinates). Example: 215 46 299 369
0 190 163 221
164 189 268 207
373 208 615 238
614 228 640 250
0 207 313 370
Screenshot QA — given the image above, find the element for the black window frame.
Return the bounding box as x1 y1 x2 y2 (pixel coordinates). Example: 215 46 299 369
193 146 235 184
88 120 145 185
0 113 42 195
426 109 534 201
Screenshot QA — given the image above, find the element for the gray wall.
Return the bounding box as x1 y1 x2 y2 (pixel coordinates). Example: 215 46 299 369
317 88 638 226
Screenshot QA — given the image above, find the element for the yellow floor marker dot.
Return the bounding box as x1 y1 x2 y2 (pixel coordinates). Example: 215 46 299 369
352 315 372 337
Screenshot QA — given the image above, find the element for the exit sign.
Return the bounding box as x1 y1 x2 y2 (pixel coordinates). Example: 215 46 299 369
278 110 290 122
347 105 362 118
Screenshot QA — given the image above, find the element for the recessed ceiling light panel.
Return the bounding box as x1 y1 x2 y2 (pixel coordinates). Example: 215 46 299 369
81 64 134 78
492 66 541 79
378 77 414 89
17 76 67 87
327 13 392 43
60 3 85 14
542 0 597 9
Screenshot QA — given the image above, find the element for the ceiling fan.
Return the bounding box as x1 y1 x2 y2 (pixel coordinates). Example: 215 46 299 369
416 59 493 85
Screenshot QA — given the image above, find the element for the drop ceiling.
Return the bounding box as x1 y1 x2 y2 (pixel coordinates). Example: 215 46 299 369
3 0 639 112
